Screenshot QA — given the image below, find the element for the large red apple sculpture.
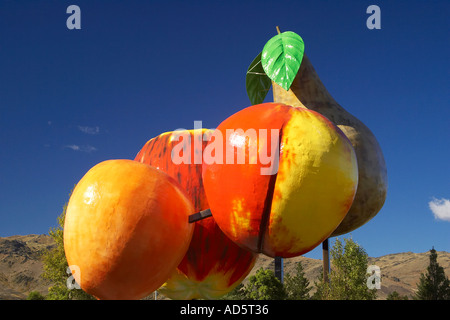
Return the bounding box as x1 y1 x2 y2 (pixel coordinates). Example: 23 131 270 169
135 129 257 300
202 102 358 258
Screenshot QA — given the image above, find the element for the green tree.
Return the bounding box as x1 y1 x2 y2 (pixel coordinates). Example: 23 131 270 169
27 291 46 300
284 262 311 300
386 291 408 300
41 202 94 300
221 283 246 300
242 268 287 300
415 248 450 300
313 238 377 300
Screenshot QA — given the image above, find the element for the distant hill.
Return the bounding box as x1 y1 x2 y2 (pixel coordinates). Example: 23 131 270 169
0 234 55 299
1 234 449 300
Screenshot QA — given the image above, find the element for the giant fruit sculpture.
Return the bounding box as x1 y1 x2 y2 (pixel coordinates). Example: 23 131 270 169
248 30 387 236
135 129 257 299
202 103 358 258
64 160 194 300
61 28 386 300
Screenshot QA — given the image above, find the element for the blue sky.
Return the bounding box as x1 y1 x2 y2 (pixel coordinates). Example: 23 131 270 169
0 0 448 260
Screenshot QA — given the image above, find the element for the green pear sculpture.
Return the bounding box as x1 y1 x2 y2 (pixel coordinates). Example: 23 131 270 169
272 55 387 236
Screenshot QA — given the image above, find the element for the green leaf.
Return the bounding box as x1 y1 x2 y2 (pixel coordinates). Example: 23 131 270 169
245 52 272 105
261 31 305 91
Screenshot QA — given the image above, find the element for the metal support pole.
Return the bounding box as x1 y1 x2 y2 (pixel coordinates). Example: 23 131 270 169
322 238 330 283
189 208 212 223
274 256 283 283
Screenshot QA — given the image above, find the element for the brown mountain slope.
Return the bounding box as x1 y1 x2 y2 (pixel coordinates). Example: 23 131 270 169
369 251 450 299
0 234 449 300
0 234 55 299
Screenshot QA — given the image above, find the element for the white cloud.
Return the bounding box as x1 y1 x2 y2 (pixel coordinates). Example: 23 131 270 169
429 198 450 222
64 144 97 153
65 145 80 151
78 126 100 135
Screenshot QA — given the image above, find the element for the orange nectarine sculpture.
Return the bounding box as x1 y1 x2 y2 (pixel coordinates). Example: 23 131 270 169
64 160 194 300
